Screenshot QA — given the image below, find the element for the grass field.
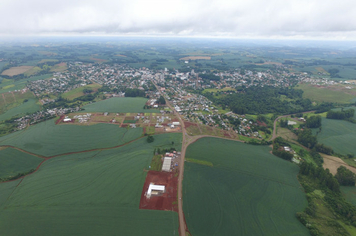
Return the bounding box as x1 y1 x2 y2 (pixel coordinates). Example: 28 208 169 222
315 118 356 156
202 87 236 94
0 148 43 179
0 74 52 94
0 134 181 235
0 98 40 121
183 137 308 236
62 83 102 100
296 83 355 103
0 119 144 156
1 66 33 76
341 186 356 206
83 97 158 113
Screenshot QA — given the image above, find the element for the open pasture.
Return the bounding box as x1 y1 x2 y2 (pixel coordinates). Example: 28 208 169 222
1 66 33 76
0 119 143 156
0 98 40 121
315 118 356 156
0 134 182 235
83 97 158 113
296 83 355 103
0 148 43 179
50 62 67 72
183 137 308 236
0 74 52 94
62 83 102 100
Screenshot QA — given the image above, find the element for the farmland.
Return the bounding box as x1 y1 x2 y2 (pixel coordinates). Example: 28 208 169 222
315 118 356 156
0 98 40 121
83 97 158 113
183 137 308 236
0 74 52 94
0 133 182 236
61 83 102 100
0 148 43 179
0 119 144 156
295 83 356 103
1 66 34 76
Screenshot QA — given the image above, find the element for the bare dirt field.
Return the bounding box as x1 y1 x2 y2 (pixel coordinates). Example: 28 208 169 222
1 66 33 76
322 154 356 175
179 56 211 60
184 122 198 128
139 171 178 212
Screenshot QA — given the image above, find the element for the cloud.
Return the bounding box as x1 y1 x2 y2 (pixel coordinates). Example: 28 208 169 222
1 0 356 39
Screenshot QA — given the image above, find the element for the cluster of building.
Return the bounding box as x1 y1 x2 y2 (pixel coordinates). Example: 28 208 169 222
162 151 180 172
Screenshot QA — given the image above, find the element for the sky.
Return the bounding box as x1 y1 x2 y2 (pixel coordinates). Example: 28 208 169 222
1 0 355 40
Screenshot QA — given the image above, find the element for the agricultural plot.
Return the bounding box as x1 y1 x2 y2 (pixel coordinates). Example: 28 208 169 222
1 66 33 76
0 148 43 179
0 74 52 94
315 118 356 156
0 119 143 156
296 83 356 103
183 137 308 236
0 134 181 236
341 186 356 207
0 98 40 121
61 83 101 100
83 97 158 113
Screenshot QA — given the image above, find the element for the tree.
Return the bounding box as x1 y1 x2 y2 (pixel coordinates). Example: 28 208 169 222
305 115 321 128
158 96 166 105
335 166 356 186
147 135 154 143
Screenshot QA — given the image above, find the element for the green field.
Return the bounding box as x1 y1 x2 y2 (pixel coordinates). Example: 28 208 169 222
0 98 40 121
341 186 356 206
0 74 52 94
0 133 182 235
62 83 102 100
0 119 144 156
183 137 308 236
83 97 158 113
315 118 356 156
295 83 355 103
0 148 43 179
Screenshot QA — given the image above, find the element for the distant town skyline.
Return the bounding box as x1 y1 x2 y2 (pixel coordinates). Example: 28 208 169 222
1 0 356 40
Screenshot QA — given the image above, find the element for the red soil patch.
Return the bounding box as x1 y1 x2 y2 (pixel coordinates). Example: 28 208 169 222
184 122 197 128
55 115 65 124
139 171 178 212
121 124 128 127
257 120 267 127
223 131 230 137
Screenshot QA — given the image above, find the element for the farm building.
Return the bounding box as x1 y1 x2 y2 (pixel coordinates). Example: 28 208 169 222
287 120 297 125
63 118 72 122
162 157 172 172
146 183 165 198
172 122 180 126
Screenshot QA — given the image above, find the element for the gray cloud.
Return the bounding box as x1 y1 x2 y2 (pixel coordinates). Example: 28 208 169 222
1 0 356 39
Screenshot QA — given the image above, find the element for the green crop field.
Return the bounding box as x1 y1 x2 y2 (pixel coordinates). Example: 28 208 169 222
0 119 144 156
341 186 356 206
0 133 182 236
295 83 355 103
83 97 158 113
0 98 40 121
0 148 43 179
315 118 356 156
0 74 52 94
183 137 308 236
62 83 102 100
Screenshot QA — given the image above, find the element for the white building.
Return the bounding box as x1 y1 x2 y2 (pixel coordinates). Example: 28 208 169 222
146 183 165 198
162 157 172 172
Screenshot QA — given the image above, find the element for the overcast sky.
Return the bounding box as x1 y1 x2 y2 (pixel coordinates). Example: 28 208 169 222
0 0 355 40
